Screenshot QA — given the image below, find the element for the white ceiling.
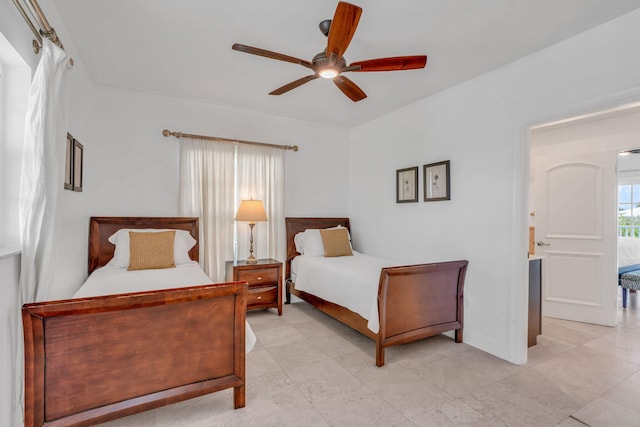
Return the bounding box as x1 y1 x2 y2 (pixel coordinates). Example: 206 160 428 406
51 0 640 128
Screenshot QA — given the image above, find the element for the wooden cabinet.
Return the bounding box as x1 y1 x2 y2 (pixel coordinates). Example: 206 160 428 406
225 259 282 315
528 258 542 347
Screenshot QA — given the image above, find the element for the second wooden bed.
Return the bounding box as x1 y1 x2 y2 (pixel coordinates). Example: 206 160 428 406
285 217 468 367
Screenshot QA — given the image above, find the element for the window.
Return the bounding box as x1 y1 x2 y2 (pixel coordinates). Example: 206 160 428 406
179 139 285 281
618 183 640 237
0 32 30 249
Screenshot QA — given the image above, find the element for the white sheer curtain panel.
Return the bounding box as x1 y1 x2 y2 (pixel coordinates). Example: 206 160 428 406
235 144 285 263
179 137 236 281
14 38 71 427
18 39 70 302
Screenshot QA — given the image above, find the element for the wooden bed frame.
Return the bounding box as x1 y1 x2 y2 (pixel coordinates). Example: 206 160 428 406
285 217 468 367
22 217 247 427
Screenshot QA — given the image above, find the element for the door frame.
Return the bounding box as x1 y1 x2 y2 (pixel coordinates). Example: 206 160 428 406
525 100 640 356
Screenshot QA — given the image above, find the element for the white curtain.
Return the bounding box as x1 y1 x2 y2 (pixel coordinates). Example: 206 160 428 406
236 144 285 263
179 137 236 281
14 39 71 427
179 139 285 281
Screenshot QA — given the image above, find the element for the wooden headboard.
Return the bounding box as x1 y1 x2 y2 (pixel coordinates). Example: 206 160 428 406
88 217 199 274
284 217 350 279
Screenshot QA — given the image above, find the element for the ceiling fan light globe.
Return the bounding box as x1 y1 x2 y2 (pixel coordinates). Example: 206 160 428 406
319 68 339 79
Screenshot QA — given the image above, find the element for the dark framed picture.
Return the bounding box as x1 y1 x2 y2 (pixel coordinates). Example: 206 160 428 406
396 166 418 203
64 133 84 192
424 160 450 201
73 139 83 192
64 133 73 190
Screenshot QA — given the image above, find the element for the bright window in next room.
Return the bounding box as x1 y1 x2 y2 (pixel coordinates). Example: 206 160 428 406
0 32 30 249
618 182 640 238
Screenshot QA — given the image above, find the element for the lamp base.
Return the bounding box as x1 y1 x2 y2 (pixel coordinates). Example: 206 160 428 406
246 223 258 264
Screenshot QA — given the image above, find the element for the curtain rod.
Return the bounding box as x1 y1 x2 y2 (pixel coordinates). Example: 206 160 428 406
12 0 74 65
162 129 299 152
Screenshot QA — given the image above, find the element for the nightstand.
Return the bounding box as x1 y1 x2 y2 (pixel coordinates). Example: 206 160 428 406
225 258 282 315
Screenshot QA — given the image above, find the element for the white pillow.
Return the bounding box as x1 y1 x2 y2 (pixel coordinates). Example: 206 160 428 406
301 229 324 257
300 225 351 257
107 229 197 268
294 232 306 254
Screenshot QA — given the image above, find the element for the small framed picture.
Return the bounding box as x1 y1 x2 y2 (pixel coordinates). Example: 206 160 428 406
64 133 73 190
424 160 450 201
396 166 418 203
73 139 83 192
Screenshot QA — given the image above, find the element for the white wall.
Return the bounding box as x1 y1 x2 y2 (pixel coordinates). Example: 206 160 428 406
349 9 640 364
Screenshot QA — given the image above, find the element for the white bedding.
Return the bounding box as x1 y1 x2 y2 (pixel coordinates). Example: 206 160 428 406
291 252 397 333
74 262 256 352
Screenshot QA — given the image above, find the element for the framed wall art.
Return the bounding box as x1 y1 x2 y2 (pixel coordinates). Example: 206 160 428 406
396 166 418 203
73 139 83 192
64 133 73 190
424 160 450 201
64 133 83 192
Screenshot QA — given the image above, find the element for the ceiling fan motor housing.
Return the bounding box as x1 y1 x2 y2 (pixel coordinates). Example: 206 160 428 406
312 51 346 72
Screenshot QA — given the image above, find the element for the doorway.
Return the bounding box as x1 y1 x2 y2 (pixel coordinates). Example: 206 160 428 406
528 102 640 329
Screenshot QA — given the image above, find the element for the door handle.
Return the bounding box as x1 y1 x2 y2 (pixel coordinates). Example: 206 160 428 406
536 241 550 246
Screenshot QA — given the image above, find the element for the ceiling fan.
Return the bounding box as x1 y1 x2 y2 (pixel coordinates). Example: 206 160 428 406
232 1 427 102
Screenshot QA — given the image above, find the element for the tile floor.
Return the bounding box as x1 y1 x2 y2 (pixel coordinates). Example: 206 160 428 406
99 295 640 427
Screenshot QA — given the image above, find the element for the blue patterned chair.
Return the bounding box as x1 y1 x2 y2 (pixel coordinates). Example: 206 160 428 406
619 264 640 308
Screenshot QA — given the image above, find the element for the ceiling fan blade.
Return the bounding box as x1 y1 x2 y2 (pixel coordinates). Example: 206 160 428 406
326 2 362 60
232 43 313 68
350 55 427 72
333 75 366 102
269 75 319 95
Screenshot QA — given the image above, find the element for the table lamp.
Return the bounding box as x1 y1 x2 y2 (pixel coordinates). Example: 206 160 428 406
235 199 268 263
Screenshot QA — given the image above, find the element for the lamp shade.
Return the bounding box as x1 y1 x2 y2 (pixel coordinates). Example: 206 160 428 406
235 200 267 224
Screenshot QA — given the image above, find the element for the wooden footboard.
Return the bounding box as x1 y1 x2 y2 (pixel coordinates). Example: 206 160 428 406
376 260 468 366
22 282 247 427
289 260 468 367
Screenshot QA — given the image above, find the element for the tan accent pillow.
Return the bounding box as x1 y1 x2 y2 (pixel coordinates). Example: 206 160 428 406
128 230 176 271
320 228 353 257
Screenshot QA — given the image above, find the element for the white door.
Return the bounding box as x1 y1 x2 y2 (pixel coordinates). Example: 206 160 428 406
533 151 618 326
